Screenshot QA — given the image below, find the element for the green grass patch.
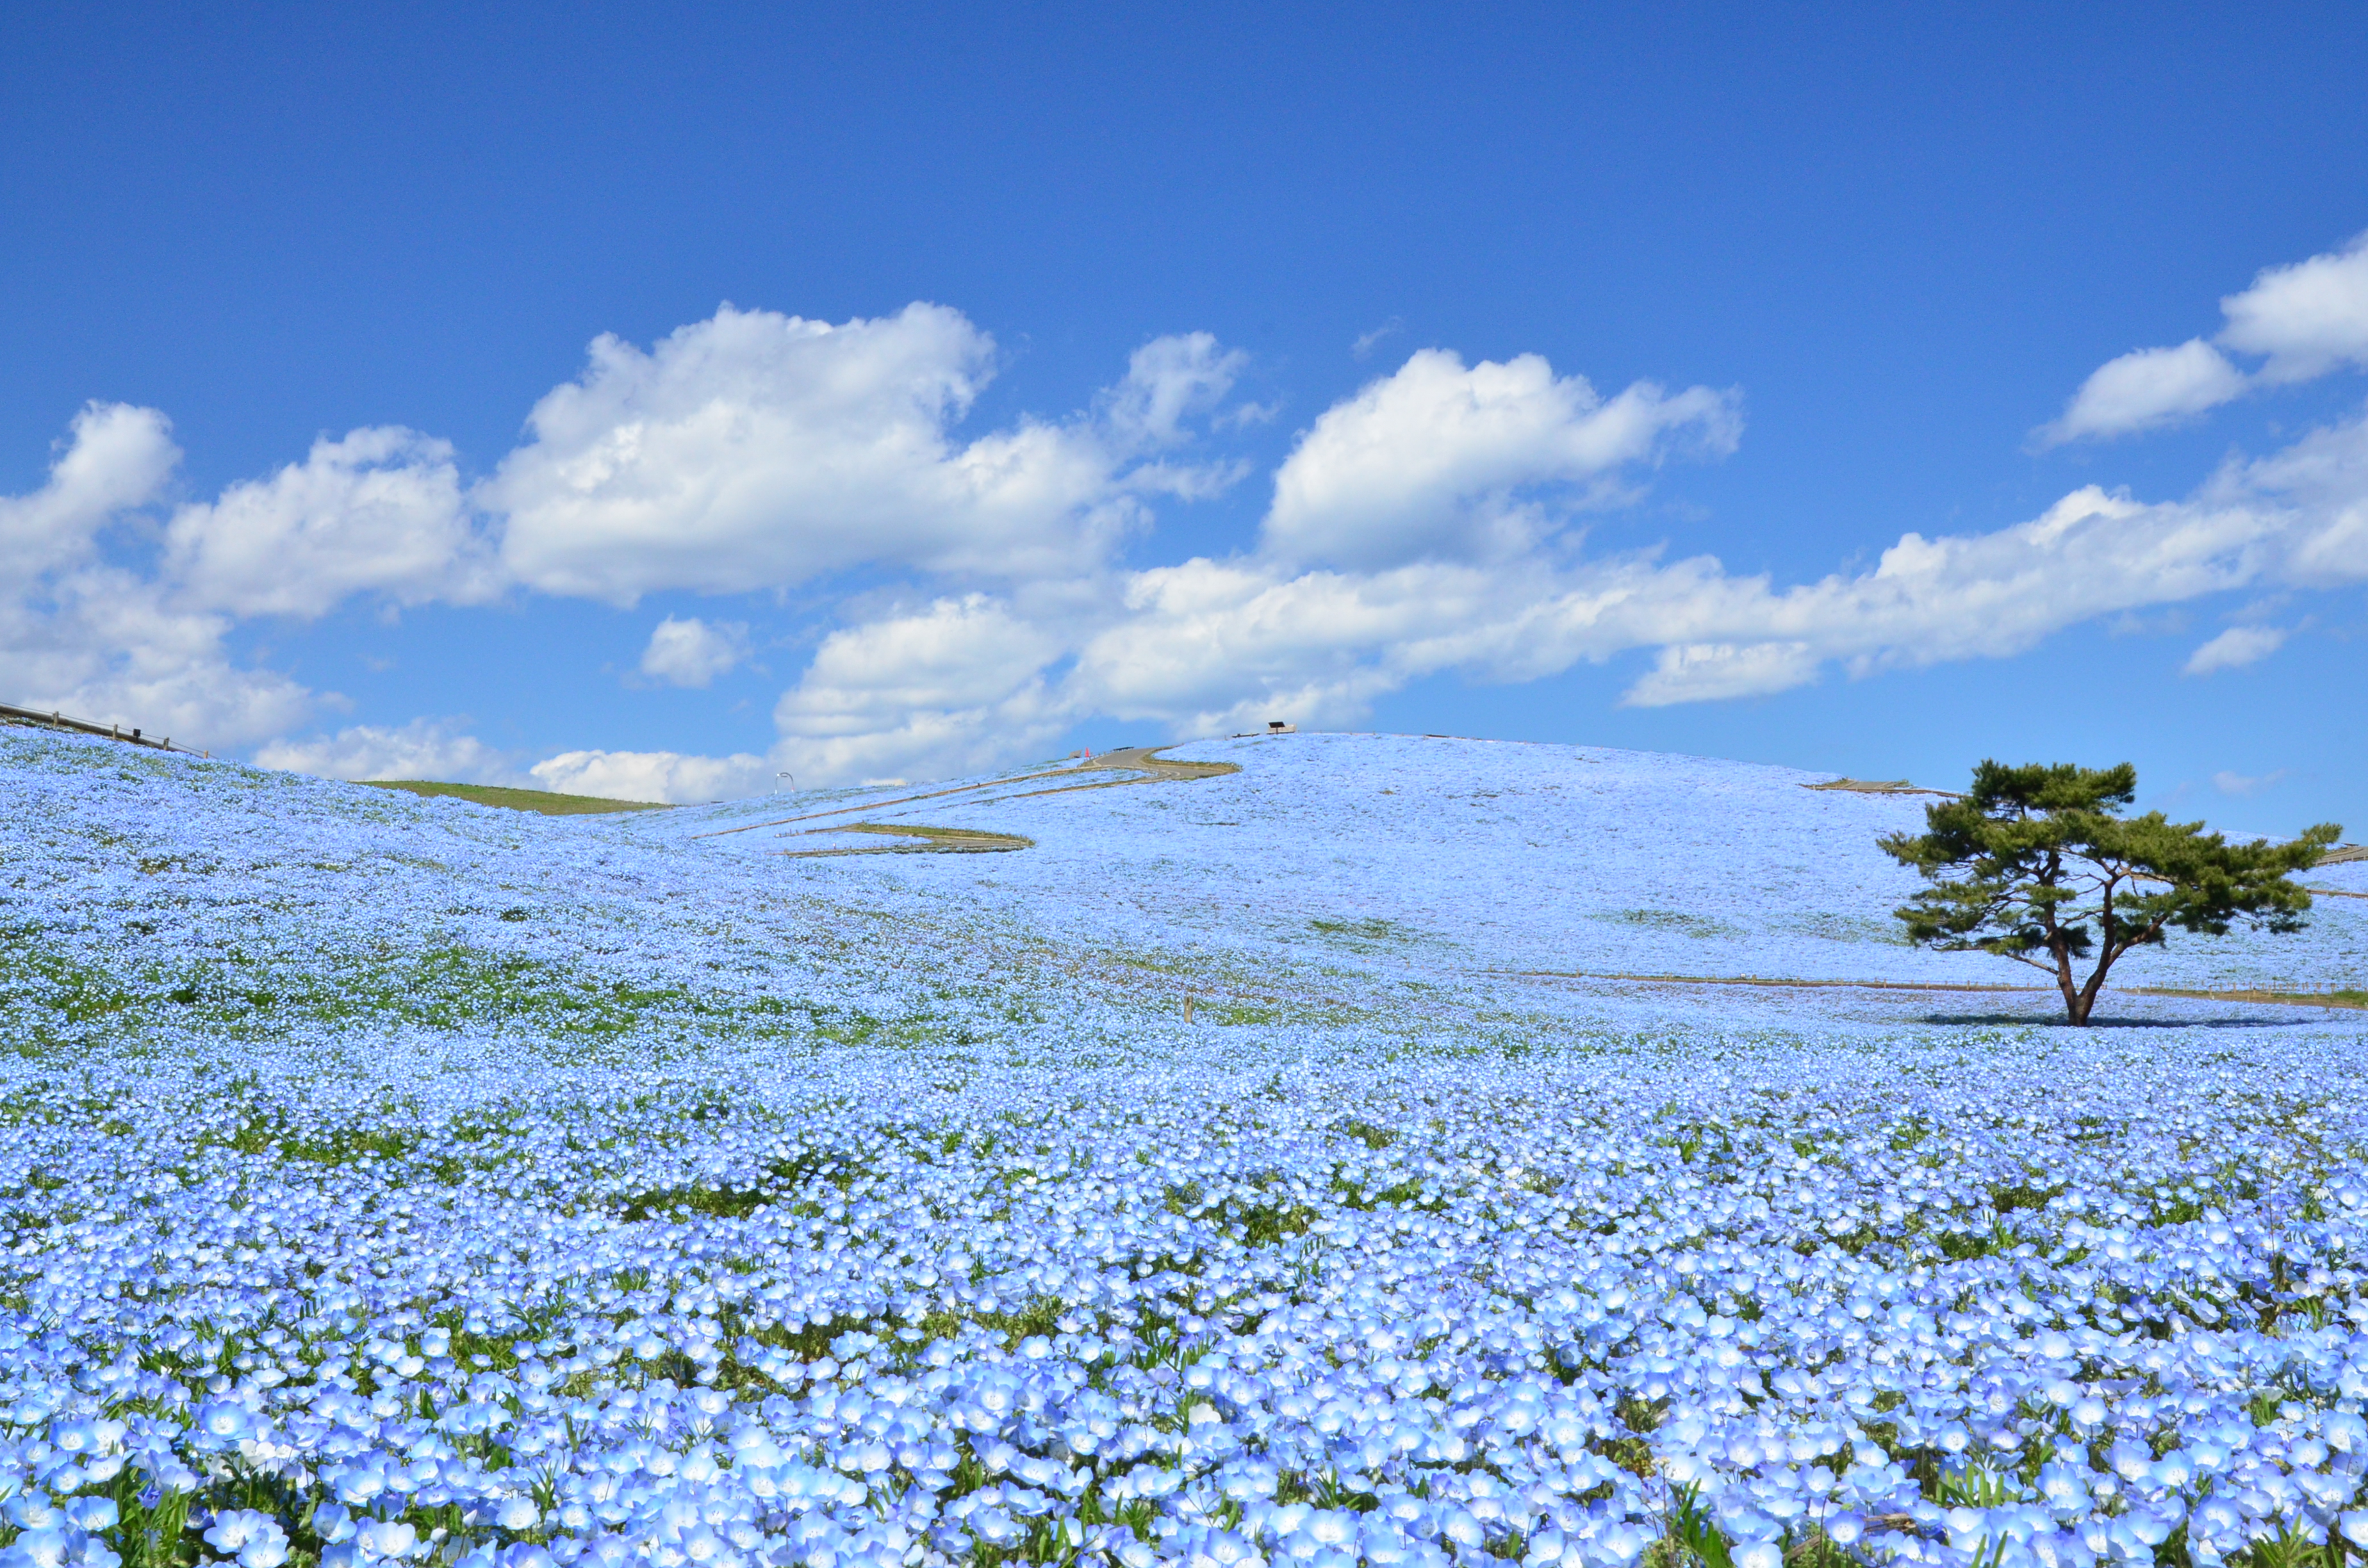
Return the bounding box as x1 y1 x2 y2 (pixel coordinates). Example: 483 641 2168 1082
781 822 1033 856
361 780 669 815
2126 986 2368 1011
1309 917 1412 943
1595 908 1739 939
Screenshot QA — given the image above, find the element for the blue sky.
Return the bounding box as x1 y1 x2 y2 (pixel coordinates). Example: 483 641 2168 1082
4 3 2365 831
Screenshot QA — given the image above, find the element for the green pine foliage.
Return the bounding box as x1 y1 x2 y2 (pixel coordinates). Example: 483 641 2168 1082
1877 762 2339 1025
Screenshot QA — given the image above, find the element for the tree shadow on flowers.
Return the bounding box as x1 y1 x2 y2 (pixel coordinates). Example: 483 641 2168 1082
1916 1009 2321 1029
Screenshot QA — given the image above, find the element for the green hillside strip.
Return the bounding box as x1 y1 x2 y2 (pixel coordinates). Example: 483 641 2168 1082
2127 986 2368 1010
780 822 1032 857
361 780 669 816
1802 777 1955 796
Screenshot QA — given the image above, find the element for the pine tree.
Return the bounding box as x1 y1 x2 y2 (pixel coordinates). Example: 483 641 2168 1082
1878 762 2339 1025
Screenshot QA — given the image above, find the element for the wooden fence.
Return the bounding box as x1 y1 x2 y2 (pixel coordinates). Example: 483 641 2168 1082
0 701 207 756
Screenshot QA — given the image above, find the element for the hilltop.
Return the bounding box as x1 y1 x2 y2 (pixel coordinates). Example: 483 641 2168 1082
5 727 2362 1044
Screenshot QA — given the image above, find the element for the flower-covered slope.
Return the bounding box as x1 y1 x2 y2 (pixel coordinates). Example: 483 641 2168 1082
676 731 2368 996
1 728 2365 1568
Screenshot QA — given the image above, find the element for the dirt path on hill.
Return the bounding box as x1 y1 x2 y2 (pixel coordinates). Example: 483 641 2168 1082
696 746 1241 854
776 824 1034 858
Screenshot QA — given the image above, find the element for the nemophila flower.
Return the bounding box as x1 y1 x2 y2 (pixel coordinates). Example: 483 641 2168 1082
353 1521 418 1561
1 1529 72 1568
203 1510 290 1568
58 1499 115 1533
4 731 2368 1568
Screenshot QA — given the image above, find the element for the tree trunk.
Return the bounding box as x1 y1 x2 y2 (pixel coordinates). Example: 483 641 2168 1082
2070 951 2121 1027
2052 941 2085 1025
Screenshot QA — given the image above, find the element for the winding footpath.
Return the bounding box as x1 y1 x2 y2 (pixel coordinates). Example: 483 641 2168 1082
695 746 1240 857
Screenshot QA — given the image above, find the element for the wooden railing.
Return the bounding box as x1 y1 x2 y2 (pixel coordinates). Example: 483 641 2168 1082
0 701 207 756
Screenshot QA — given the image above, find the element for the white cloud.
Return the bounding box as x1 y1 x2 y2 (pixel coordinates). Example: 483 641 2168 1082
1101 332 1245 450
3 577 318 749
1 404 320 749
1067 557 1501 734
164 427 497 617
1620 642 1821 707
1351 318 1402 361
2212 769 2286 798
0 402 180 578
259 721 773 802
529 748 771 804
486 305 1229 605
772 595 1068 784
2182 623 2289 674
1262 349 1739 569
2217 232 2368 383
255 721 525 783
2041 234 2368 443
638 616 750 687
761 363 2368 780
1 313 1257 772
16 282 2368 794
1060 408 2368 735
2035 339 2248 446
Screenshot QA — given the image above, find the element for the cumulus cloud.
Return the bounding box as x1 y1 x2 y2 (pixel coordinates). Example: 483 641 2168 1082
773 596 1068 784
595 593 1078 793
486 305 1233 605
1061 407 2368 731
164 427 497 617
1622 642 1821 708
638 616 750 688
2217 232 2368 383
251 721 771 804
254 721 525 784
2037 339 2248 446
529 748 771 804
1262 349 1739 569
748 345 2368 781
3 307 1259 766
2040 233 2368 443
1 404 319 749
17 274 2368 794
0 402 181 578
6 580 318 750
2182 624 2289 675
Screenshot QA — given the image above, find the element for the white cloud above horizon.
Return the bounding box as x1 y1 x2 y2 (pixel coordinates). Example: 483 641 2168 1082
165 427 498 618
529 748 773 804
7 242 2367 799
2212 768 2287 799
2037 231 2368 445
2183 623 2290 676
1261 349 1739 569
484 305 1249 606
0 403 318 749
638 616 751 688
253 719 526 785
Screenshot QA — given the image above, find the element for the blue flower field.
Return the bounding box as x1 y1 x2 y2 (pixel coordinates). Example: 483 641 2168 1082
3 730 2365 1568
